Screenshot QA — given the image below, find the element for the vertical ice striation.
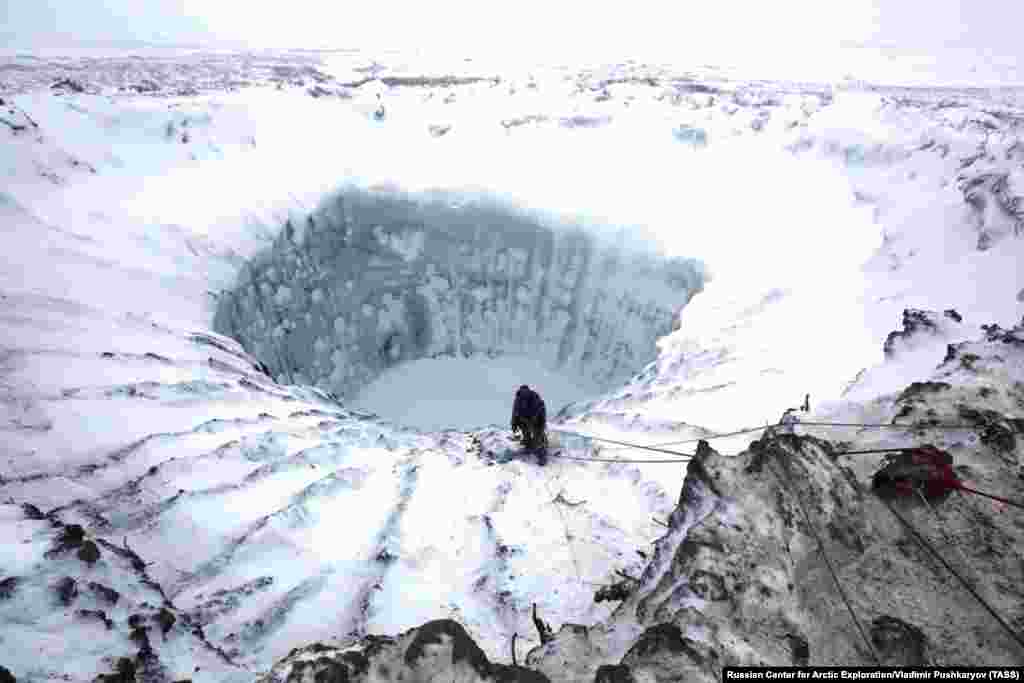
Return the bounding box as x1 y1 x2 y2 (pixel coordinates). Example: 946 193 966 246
215 188 703 399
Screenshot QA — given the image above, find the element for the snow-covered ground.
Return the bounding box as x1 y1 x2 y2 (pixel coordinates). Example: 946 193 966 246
1 47 1023 681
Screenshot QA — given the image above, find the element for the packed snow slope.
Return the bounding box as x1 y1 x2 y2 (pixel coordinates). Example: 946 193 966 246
1 50 1023 682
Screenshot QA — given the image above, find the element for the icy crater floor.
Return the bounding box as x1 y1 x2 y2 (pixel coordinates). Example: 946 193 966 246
350 355 595 431
0 47 1023 682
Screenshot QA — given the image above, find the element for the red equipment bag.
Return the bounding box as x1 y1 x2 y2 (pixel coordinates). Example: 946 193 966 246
871 445 960 500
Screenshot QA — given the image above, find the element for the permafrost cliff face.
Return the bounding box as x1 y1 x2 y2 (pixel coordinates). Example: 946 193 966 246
214 189 703 399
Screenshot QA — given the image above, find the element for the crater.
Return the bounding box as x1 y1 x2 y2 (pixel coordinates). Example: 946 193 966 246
215 187 703 429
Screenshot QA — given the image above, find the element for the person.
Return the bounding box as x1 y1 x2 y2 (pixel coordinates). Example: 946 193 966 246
801 393 810 412
512 385 547 451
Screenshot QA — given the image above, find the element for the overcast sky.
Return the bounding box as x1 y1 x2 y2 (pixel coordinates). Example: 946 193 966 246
2 0 1019 58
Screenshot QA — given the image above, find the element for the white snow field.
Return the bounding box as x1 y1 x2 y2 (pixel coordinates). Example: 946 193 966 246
1 49 1023 681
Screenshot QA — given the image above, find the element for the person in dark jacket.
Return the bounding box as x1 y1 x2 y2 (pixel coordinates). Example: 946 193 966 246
511 385 547 450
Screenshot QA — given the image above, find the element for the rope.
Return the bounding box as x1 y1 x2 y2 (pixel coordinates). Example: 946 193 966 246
558 419 978 455
881 497 1024 652
771 456 882 665
798 421 976 430
914 487 977 587
549 452 692 464
602 424 776 450
549 429 696 458
546 430 1024 510
839 448 916 456
955 484 1024 511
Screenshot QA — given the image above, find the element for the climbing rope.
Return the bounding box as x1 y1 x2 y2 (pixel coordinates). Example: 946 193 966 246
601 424 777 450
549 452 692 464
769 457 883 665
798 421 976 429
914 488 977 588
880 497 1024 652
954 484 1024 511
548 429 696 459
562 419 978 455
544 429 1024 512
838 447 916 456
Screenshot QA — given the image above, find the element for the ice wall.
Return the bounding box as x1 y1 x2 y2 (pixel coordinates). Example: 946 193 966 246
214 188 703 398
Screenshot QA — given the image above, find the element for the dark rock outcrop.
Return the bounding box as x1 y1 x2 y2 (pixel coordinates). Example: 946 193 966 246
55 576 78 606
981 323 1024 347
403 619 493 675
896 381 952 404
621 623 717 681
47 523 85 557
959 172 1024 250
21 503 46 520
870 616 929 666
0 577 19 600
95 657 135 683
51 78 86 93
957 405 1023 455
78 540 101 565
77 608 114 630
593 664 635 683
787 633 810 665
88 582 121 605
260 619 550 682
156 608 177 636
883 309 962 358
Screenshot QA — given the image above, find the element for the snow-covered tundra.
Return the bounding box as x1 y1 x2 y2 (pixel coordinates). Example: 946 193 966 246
1 50 1022 682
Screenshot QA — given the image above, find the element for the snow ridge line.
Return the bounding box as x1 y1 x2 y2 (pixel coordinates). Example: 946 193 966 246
90 535 244 669
45 434 290 529
71 414 349 499
103 488 189 533
104 415 280 465
347 448 423 642
475 474 524 637
238 443 349 485
171 463 372 595
172 516 273 598
236 570 333 647
183 447 420 652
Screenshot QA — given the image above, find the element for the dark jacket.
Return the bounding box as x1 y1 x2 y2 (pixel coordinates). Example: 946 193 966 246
513 387 545 424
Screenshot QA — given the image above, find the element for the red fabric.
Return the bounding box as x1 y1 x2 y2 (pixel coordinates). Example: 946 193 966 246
888 446 960 499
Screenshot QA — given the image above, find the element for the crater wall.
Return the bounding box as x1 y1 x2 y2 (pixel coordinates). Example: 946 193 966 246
214 189 703 399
